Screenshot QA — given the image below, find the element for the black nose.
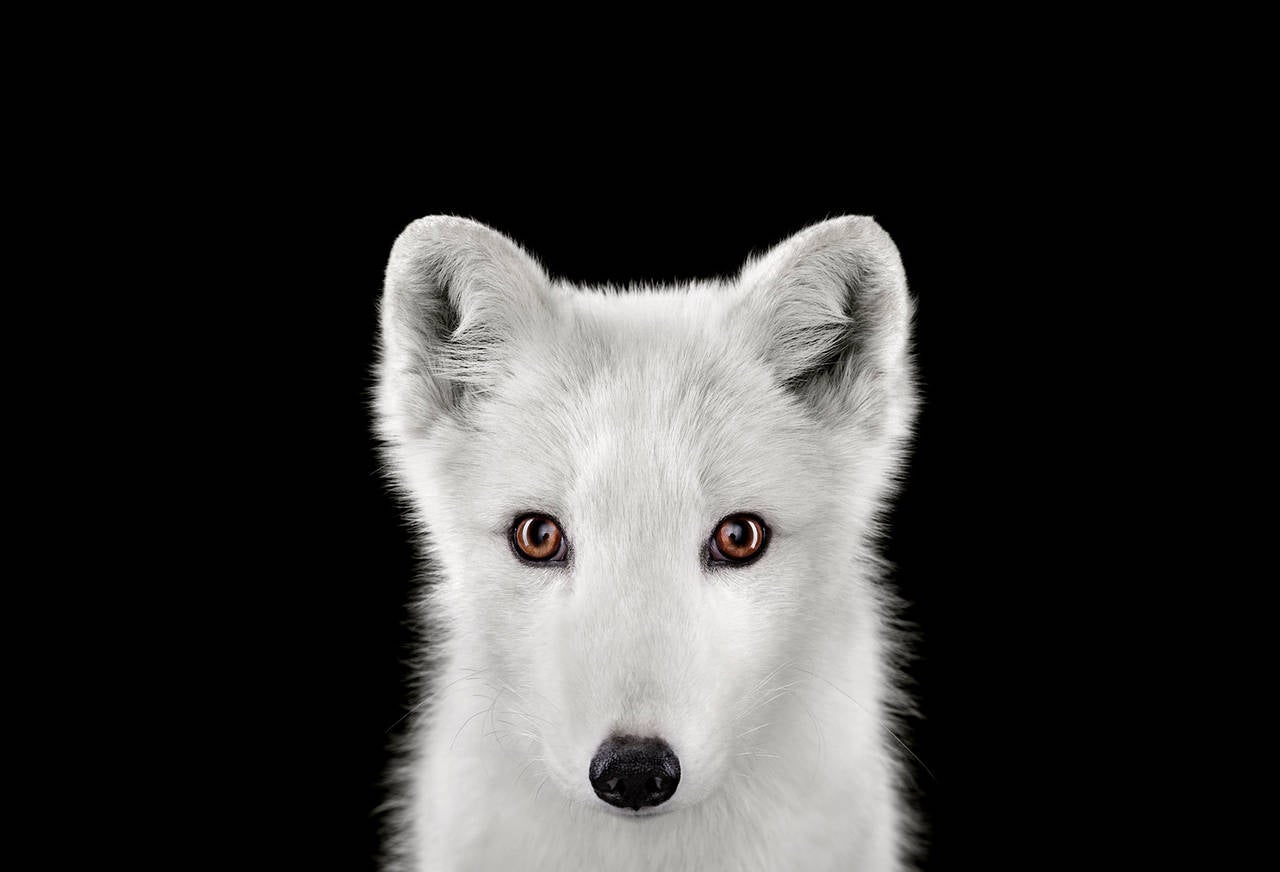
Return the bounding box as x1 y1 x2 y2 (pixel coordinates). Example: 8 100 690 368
588 735 681 810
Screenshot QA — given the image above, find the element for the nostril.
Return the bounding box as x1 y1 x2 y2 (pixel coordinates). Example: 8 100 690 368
588 735 681 811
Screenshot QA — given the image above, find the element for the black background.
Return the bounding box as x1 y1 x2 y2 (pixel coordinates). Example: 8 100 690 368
230 165 1089 870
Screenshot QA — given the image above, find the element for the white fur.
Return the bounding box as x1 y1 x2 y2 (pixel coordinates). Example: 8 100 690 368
376 215 919 870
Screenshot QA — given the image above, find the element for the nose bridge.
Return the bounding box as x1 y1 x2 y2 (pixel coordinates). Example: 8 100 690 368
573 434 700 614
577 540 693 650
570 527 701 729
563 412 707 726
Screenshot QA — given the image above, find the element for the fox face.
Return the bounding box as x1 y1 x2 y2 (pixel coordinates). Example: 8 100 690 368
377 216 915 819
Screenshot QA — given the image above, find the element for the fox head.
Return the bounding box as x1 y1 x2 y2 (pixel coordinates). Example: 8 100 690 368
377 216 916 815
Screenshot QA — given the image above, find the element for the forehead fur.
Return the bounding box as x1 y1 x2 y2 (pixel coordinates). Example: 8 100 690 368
438 281 842 536
379 215 916 545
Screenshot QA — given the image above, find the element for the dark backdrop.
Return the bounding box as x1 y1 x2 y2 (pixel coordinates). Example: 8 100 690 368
237 169 1078 870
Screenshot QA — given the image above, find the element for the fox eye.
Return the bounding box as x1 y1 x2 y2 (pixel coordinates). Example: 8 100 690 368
708 514 768 565
511 514 568 563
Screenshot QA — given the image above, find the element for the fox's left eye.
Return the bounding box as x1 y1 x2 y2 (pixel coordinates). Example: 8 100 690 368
708 514 768 565
511 514 569 563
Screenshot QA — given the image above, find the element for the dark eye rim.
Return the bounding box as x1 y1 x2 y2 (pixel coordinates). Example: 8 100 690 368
706 513 770 568
509 512 571 565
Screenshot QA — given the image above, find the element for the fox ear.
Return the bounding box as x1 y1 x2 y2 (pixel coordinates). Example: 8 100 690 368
734 216 916 438
377 216 553 443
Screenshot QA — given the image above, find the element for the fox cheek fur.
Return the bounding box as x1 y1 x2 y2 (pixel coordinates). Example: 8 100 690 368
375 215 918 870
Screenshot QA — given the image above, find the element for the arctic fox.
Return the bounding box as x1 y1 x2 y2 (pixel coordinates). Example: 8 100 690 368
376 215 920 871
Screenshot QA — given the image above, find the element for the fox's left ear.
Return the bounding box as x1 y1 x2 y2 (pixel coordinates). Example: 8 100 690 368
733 216 917 440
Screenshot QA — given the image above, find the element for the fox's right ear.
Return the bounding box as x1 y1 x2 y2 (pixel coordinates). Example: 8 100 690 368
377 216 554 444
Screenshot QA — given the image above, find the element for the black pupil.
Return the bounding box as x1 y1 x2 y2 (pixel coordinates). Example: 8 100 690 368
726 521 745 543
531 519 553 544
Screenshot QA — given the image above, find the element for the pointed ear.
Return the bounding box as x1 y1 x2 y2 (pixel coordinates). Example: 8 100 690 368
733 216 916 439
377 216 554 444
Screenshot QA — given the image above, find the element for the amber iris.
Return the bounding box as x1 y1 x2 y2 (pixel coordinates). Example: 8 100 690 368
711 515 766 563
513 515 565 561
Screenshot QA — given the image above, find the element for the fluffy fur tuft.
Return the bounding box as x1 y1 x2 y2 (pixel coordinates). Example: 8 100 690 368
375 216 920 870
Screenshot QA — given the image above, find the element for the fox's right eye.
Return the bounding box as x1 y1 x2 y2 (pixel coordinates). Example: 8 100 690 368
708 514 768 566
511 514 568 563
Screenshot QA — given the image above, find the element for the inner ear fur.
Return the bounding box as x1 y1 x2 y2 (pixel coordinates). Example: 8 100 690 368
734 216 916 436
377 216 553 443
